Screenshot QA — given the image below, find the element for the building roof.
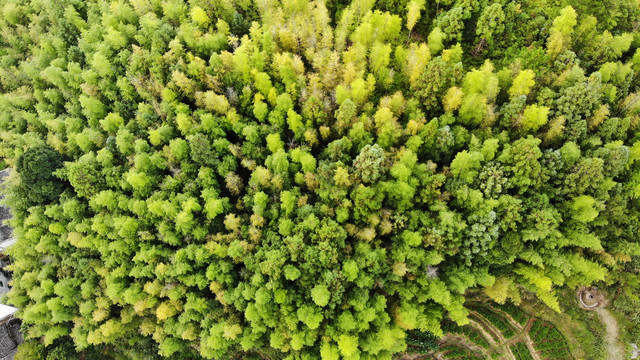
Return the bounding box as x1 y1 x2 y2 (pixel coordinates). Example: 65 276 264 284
0 240 14 255
0 305 16 322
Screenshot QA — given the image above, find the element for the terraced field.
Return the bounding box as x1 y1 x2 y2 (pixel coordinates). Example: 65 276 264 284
401 302 573 360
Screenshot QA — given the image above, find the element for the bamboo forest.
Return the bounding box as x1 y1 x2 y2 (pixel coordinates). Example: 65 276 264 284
0 0 639 359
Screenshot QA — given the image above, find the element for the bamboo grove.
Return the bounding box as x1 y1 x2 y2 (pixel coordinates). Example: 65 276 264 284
1 0 640 359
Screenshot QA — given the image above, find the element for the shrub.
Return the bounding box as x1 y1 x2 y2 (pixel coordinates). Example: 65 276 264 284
14 339 45 360
13 146 67 206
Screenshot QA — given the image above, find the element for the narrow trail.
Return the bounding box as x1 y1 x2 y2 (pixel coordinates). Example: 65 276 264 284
467 317 499 346
578 287 625 360
395 352 430 360
596 308 624 360
497 316 541 360
443 334 493 359
483 306 540 360
469 313 517 360
490 307 526 332
398 303 581 360
397 333 493 360
521 318 542 360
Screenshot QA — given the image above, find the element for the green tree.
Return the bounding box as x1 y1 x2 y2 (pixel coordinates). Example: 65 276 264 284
13 146 67 207
1 1 640 359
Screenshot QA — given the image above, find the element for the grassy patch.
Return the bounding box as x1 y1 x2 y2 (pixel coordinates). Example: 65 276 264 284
518 289 605 360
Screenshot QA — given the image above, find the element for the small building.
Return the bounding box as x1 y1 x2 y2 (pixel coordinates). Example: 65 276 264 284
0 304 21 360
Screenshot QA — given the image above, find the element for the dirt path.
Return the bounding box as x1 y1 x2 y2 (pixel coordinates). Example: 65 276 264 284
467 317 499 346
480 306 543 360
396 332 493 360
577 287 625 360
469 313 517 360
490 308 525 332
596 308 624 360
443 334 493 358
521 318 542 360
396 353 431 360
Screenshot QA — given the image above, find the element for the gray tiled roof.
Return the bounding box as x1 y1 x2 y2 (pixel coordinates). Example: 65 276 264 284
0 325 17 357
0 348 16 360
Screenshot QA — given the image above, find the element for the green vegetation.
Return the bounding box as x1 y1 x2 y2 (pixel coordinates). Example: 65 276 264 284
438 344 484 360
405 329 439 354
441 320 491 349
474 307 518 339
529 320 573 360
511 342 534 360
423 302 573 360
0 0 639 359
608 256 640 342
11 146 67 210
519 289 606 360
493 301 530 327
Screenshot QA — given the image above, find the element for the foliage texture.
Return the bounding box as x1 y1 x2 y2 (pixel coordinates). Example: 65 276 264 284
1 0 640 359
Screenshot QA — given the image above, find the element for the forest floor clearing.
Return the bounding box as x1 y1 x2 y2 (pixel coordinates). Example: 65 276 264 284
577 287 625 360
596 308 624 360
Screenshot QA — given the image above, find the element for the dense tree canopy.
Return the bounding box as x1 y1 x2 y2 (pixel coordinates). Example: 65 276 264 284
1 0 639 359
